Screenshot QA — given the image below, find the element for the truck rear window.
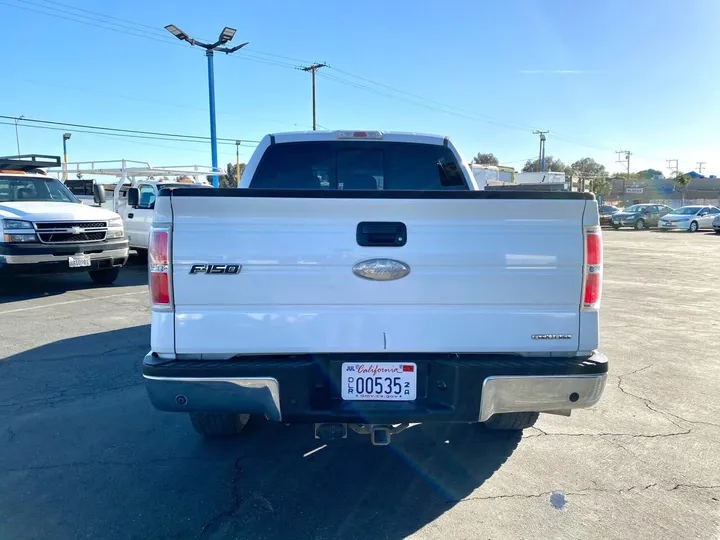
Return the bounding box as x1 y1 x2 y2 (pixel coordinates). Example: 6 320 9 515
250 141 468 190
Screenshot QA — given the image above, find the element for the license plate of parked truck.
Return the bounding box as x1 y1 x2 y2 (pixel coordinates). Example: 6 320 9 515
141 130 608 446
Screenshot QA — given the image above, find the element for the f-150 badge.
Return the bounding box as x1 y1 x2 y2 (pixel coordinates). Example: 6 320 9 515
352 259 410 281
189 264 241 274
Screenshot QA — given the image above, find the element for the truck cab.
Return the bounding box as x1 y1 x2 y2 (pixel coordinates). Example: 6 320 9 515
121 180 212 251
0 155 128 284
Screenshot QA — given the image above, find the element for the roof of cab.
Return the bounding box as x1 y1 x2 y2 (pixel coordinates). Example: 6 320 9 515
269 130 450 146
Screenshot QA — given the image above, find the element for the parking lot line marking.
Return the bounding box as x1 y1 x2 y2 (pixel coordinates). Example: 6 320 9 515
0 291 146 315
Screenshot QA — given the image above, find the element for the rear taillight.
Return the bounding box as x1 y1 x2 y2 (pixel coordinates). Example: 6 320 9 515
582 227 602 310
149 228 171 307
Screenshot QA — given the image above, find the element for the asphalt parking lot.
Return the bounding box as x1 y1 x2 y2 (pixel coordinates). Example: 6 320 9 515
1 232 719 540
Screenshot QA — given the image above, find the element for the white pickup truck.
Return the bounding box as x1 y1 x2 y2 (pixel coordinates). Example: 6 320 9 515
142 131 607 445
0 156 128 284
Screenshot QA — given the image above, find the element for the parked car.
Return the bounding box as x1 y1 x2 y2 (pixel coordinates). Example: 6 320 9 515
658 205 720 232
141 130 608 445
713 214 720 234
599 204 621 226
610 204 674 230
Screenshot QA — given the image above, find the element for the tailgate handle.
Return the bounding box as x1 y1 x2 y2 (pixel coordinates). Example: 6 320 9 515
357 222 407 247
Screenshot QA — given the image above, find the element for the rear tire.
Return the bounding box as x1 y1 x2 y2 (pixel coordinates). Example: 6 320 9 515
689 221 699 232
634 219 645 230
714 230 720 235
189 413 250 437
484 412 539 431
89 267 120 285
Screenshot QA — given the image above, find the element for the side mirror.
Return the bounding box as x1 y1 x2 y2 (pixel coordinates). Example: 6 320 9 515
93 184 106 205
127 187 139 207
699 212 708 216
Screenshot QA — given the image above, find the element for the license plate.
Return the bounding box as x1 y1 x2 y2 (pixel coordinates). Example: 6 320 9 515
68 255 91 268
341 362 416 401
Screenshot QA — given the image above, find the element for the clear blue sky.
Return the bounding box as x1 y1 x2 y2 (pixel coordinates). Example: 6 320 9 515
1 0 718 175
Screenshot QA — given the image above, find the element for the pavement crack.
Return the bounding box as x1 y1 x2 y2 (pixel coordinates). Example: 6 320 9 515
6 425 16 443
524 430 690 439
669 483 720 491
193 457 243 540
454 482 716 504
616 366 718 431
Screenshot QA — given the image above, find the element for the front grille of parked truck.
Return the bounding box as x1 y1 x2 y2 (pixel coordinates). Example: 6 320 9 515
34 221 108 244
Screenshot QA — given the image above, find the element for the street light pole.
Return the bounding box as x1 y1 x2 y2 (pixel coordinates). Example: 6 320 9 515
206 50 218 184
165 24 248 187
235 140 241 187
62 132 72 181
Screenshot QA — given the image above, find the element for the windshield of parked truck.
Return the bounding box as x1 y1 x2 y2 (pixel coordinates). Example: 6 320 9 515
250 141 468 190
0 176 77 203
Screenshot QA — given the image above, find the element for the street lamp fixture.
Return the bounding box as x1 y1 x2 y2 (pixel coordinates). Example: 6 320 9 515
218 26 236 44
164 24 191 43
63 132 71 141
164 23 249 187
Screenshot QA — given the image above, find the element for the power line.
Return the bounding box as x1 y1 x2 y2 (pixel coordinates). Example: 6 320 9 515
0 115 260 144
0 0 184 47
1 120 258 148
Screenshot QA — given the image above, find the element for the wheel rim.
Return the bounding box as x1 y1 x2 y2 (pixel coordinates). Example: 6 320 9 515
636 220 644 230
691 222 698 232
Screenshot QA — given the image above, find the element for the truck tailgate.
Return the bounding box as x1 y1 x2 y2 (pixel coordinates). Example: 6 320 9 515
167 192 589 355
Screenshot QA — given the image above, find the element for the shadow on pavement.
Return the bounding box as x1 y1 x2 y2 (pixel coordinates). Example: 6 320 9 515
210 421 523 540
0 252 148 304
1 324 521 540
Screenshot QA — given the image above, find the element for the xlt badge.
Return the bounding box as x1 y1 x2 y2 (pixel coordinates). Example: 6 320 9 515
189 264 241 274
531 334 572 340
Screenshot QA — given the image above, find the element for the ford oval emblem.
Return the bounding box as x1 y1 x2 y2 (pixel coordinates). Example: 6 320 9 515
352 258 410 281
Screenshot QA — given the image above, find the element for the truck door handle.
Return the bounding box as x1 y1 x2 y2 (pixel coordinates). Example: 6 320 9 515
356 222 407 247
127 213 134 219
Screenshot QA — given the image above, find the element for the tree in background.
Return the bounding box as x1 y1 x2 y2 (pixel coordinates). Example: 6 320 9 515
522 156 568 174
671 172 691 204
636 168 664 179
177 175 191 182
223 162 246 188
571 157 606 192
472 153 499 166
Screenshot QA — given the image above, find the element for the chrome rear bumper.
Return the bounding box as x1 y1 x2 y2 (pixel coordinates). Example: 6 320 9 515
479 374 607 421
143 352 608 424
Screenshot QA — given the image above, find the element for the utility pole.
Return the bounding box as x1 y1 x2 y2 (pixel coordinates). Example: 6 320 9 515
696 161 706 174
300 63 327 130
666 159 679 177
616 150 631 204
533 130 549 172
